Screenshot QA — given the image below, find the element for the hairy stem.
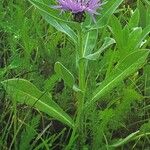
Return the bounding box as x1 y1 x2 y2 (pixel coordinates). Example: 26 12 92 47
66 25 86 149
77 25 86 147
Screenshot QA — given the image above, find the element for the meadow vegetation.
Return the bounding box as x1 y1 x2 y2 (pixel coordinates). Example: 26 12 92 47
0 0 150 149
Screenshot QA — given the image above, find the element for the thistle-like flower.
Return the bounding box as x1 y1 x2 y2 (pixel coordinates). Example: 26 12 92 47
54 0 102 22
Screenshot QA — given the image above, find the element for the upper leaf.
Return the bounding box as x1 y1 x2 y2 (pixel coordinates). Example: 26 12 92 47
29 0 77 43
89 0 124 30
85 37 115 60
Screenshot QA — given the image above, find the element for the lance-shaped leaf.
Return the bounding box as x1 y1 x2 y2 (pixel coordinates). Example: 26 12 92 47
128 9 140 29
54 62 75 88
109 15 123 50
85 37 116 60
86 50 149 106
89 0 124 30
29 0 77 43
1 79 74 128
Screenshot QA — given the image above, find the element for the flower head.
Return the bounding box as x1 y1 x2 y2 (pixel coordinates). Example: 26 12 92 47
53 0 102 22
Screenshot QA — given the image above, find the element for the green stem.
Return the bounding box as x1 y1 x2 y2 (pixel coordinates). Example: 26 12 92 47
66 25 86 149
77 26 86 147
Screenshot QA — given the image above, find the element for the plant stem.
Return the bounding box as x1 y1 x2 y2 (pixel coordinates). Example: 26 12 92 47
76 25 86 148
66 25 86 149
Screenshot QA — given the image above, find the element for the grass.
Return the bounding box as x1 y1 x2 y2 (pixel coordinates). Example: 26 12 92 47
0 0 150 149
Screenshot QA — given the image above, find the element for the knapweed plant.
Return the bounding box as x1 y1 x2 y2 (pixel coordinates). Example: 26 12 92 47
2 0 150 149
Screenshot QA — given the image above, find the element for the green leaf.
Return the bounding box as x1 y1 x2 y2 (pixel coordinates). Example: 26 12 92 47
122 26 129 49
109 15 123 50
143 65 150 96
109 131 140 147
128 9 140 29
138 0 147 28
83 30 98 56
29 0 77 43
85 37 116 60
41 11 77 43
29 0 69 23
89 0 124 30
54 62 75 88
87 50 149 106
137 25 150 49
127 27 142 51
1 79 74 128
146 5 150 26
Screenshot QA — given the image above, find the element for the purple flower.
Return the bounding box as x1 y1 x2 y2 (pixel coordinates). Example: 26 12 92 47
54 0 102 16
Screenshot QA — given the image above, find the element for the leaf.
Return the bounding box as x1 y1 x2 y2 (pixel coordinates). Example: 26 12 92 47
143 65 150 96
146 5 150 26
41 12 77 43
29 0 77 43
89 0 124 30
54 62 75 88
109 15 123 50
29 0 69 23
109 131 140 147
137 0 147 28
128 9 140 29
122 26 129 49
87 50 149 106
83 29 98 56
136 25 150 49
1 79 74 128
127 27 142 51
44 74 59 91
110 15 149 58
85 37 116 60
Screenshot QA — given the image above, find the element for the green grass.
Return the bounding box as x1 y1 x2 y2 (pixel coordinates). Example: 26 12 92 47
0 0 150 149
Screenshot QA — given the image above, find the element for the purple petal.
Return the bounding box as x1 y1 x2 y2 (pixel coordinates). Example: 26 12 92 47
53 0 102 21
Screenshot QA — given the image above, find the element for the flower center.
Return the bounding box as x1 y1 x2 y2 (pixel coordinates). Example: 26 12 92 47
72 11 86 23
